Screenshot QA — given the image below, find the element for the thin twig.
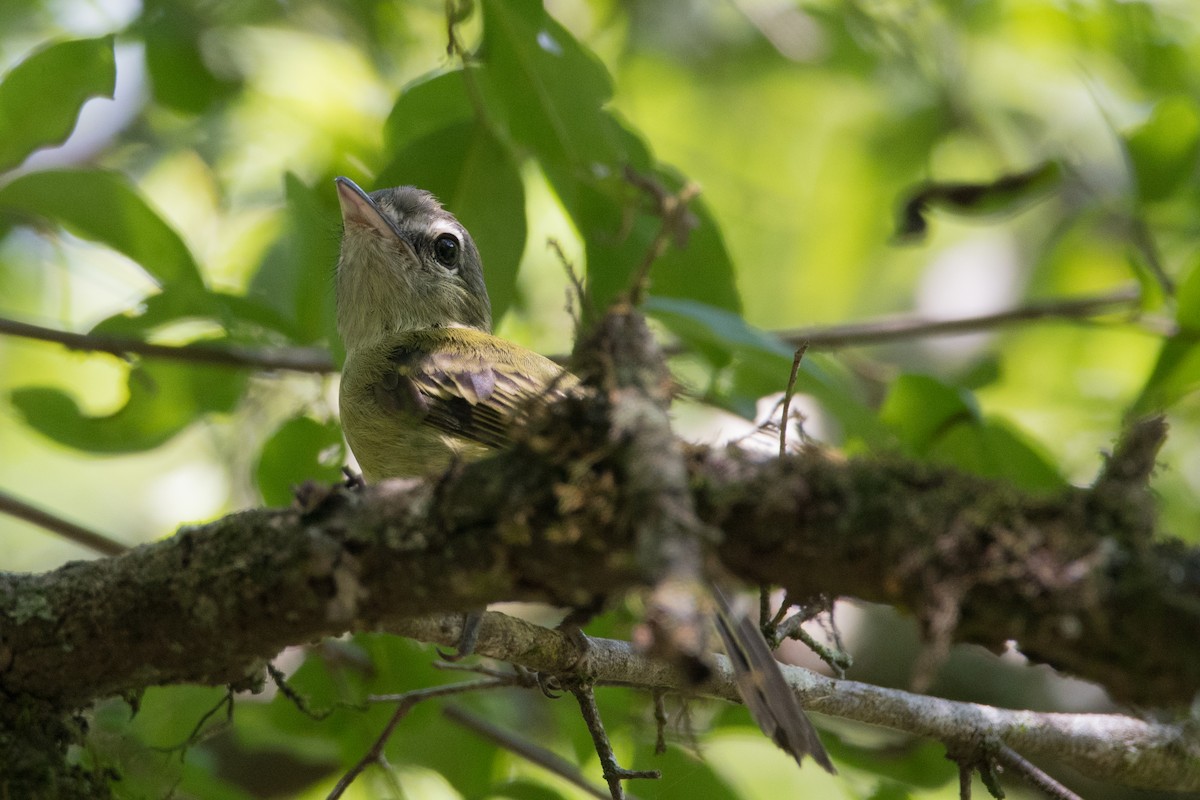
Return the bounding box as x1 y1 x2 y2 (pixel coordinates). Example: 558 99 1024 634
0 488 129 556
570 683 661 799
549 287 1151 364
0 316 336 373
996 744 1084 800
959 760 973 799
153 690 234 756
652 690 668 755
327 678 511 799
444 705 612 800
774 287 1144 350
779 343 808 456
266 662 366 720
623 168 701 306
1128 216 1175 296
549 237 592 333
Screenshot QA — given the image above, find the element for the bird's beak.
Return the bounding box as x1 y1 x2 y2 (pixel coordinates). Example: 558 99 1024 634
335 176 407 245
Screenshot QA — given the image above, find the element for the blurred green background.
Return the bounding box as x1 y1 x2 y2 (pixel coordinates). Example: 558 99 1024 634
2 0 1198 797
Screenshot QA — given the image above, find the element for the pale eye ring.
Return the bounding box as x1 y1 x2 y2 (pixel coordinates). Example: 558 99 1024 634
433 233 460 268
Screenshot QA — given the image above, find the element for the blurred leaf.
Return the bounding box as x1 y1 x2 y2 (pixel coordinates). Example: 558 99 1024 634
880 374 978 454
257 416 345 506
378 120 525 323
931 420 1065 492
1126 96 1200 203
90 289 298 346
646 295 793 365
0 36 115 173
866 783 915 800
492 780 578 800
479 0 621 169
477 0 740 313
140 0 240 114
646 296 888 445
822 736 956 788
383 69 474 154
629 741 741 800
881 374 1062 490
893 161 1060 242
1134 254 1200 411
0 169 205 291
247 173 340 350
11 358 245 453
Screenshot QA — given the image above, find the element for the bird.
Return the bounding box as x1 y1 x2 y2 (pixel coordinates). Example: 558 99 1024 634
332 176 833 774
334 177 569 482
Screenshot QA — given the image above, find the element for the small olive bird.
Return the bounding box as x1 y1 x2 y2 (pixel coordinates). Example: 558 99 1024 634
335 177 568 481
333 177 833 773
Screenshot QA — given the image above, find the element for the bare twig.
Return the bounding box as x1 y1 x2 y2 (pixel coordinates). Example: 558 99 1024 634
622 168 701 305
779 343 809 456
996 744 1084 800
389 613 1200 790
327 678 511 799
1128 217 1175 296
777 616 851 678
266 662 366 721
444 705 612 800
652 690 668 755
569 682 661 799
0 316 336 373
958 760 973 799
0 488 129 556
774 287 1145 350
550 287 1153 364
153 689 234 756
549 237 592 332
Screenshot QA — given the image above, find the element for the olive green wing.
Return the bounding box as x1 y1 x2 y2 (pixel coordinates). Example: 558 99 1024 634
376 333 571 451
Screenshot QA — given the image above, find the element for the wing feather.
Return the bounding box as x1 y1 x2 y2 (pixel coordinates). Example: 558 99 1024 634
377 328 571 451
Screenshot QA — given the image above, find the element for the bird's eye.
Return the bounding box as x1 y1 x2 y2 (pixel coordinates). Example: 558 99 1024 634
432 234 460 268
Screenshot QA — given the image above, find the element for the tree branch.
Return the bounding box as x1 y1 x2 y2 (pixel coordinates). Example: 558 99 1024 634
773 286 1148 349
0 488 128 556
391 611 1200 792
0 286 1148 378
0 315 336 373
2 416 1197 791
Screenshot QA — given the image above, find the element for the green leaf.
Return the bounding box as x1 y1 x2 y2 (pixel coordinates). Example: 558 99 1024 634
477 0 740 313
378 121 525 323
931 420 1065 492
256 416 345 507
645 296 888 445
881 375 1062 490
11 358 245 453
0 36 115 173
883 376 1060 494
893 161 1060 242
247 173 340 349
88 290 299 351
0 168 205 291
141 0 240 114
576 162 743 315
479 0 621 170
1132 336 1200 413
1126 96 1200 203
879 374 979 454
1133 254 1200 411
628 745 741 800
645 295 793 365
384 70 474 154
821 737 955 788
865 783 915 800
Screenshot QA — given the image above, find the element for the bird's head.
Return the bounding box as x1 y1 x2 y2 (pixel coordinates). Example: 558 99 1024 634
334 177 492 351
